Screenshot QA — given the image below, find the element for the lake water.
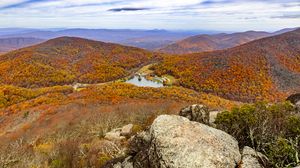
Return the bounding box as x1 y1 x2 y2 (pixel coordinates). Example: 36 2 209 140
126 75 164 88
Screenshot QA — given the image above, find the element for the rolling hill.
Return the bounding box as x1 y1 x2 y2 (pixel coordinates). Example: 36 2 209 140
0 29 200 50
154 28 300 102
0 37 44 53
0 37 156 88
158 28 298 54
159 31 270 54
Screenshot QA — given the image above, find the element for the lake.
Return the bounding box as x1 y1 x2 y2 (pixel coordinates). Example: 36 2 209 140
126 75 164 88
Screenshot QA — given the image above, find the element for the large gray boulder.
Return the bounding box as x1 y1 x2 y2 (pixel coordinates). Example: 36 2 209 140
128 115 241 168
179 104 210 125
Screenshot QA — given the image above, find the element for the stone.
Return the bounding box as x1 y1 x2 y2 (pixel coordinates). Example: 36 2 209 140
105 128 126 141
240 146 265 168
295 101 300 112
209 110 221 125
287 93 300 112
121 124 134 137
129 115 241 168
112 157 133 168
179 104 210 125
122 156 134 168
105 124 135 141
287 93 300 104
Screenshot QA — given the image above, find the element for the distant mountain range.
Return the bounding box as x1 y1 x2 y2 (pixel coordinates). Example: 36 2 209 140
159 28 298 54
154 28 300 102
0 28 297 54
0 28 203 51
0 37 44 53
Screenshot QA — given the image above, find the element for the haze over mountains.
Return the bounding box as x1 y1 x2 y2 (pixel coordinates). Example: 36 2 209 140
0 27 297 55
0 28 202 51
0 37 44 54
159 28 298 54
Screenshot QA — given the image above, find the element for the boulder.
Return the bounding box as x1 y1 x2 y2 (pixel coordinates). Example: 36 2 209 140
105 128 126 141
209 110 221 125
287 93 300 104
240 146 266 168
121 124 134 137
179 104 210 125
104 132 126 142
128 115 241 168
287 93 300 111
296 101 300 112
105 124 135 141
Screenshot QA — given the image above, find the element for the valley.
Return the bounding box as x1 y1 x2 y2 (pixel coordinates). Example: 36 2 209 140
0 28 299 168
1 0 300 167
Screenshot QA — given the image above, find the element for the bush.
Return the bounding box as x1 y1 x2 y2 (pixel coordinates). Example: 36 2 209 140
286 115 300 137
215 102 300 167
267 137 300 167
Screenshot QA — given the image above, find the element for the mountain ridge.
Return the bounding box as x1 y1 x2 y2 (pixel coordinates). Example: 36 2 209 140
159 28 299 54
0 36 156 88
154 28 300 102
0 37 44 54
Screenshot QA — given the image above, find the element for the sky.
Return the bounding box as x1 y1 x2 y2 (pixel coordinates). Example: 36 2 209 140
0 0 299 31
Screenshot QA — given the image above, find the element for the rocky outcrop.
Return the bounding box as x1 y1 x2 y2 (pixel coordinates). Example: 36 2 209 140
179 104 210 125
127 115 241 168
240 146 267 168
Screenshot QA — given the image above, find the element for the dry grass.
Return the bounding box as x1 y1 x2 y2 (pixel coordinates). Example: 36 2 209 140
0 83 239 167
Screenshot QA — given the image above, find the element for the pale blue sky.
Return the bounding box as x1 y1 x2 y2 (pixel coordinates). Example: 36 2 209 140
0 0 299 31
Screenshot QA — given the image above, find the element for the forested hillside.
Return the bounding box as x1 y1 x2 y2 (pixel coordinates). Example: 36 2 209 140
159 31 270 54
0 37 156 88
154 29 300 102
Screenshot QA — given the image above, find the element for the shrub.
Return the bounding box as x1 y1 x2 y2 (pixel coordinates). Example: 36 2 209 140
267 137 300 167
215 102 299 167
98 154 112 167
286 115 300 137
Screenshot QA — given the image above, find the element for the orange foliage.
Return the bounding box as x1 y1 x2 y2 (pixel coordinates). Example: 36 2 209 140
0 37 157 88
0 83 238 115
0 85 73 109
154 30 300 102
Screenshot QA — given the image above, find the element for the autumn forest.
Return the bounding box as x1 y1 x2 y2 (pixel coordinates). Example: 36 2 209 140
0 26 299 168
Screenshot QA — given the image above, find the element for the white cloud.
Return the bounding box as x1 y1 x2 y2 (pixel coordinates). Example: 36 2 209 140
0 0 299 31
0 0 26 7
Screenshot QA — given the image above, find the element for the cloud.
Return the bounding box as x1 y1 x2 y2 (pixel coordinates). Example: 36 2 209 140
108 7 150 12
200 0 233 6
272 14 300 19
0 0 299 31
0 0 26 7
